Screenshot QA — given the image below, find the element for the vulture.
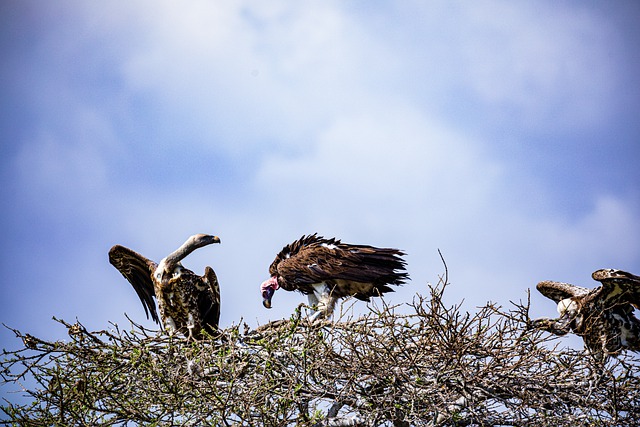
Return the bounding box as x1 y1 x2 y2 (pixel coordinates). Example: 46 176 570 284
109 234 221 339
533 268 640 359
260 234 408 321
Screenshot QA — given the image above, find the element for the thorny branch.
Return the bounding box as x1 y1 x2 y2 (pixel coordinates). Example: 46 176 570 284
1 277 639 426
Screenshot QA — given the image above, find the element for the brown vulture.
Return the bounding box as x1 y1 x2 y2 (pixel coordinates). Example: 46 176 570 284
533 268 640 359
109 234 221 339
260 234 408 321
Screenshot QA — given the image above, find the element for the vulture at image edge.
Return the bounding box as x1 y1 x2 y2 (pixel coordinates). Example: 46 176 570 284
261 234 409 321
533 268 640 360
109 234 221 340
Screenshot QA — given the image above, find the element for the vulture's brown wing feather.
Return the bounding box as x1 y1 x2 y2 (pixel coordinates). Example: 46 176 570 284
276 243 407 297
200 266 221 334
592 269 640 308
536 280 590 303
108 245 159 323
333 244 407 284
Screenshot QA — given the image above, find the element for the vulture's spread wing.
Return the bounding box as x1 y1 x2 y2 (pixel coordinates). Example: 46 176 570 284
536 280 590 303
592 269 640 309
109 245 159 323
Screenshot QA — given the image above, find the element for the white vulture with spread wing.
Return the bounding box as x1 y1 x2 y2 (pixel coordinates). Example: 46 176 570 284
534 268 640 359
109 234 221 339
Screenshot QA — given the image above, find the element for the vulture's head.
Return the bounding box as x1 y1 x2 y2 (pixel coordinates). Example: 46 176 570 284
190 234 221 248
556 297 581 330
261 276 279 309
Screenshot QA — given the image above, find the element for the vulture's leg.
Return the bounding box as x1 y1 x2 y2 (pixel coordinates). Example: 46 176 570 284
307 292 320 309
186 313 196 341
308 283 335 322
165 316 178 336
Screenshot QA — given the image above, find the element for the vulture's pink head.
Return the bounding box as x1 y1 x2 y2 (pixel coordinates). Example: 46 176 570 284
261 276 279 309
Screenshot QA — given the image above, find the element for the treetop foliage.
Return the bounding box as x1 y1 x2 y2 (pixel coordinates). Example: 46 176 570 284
1 277 639 426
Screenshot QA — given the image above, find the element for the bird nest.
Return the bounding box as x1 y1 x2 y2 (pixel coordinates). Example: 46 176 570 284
1 280 639 426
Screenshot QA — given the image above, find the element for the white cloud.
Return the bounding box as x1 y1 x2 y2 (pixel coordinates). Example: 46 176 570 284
113 1 379 155
64 0 619 155
367 1 618 129
12 108 116 210
528 195 640 268
256 103 503 226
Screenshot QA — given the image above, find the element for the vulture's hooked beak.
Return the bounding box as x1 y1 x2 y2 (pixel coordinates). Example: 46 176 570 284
262 287 275 309
261 276 279 309
532 314 572 335
554 312 573 331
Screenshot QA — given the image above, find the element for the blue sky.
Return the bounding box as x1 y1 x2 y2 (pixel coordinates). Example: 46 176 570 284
1 1 639 356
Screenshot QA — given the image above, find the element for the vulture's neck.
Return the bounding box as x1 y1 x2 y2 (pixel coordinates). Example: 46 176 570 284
158 236 211 273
